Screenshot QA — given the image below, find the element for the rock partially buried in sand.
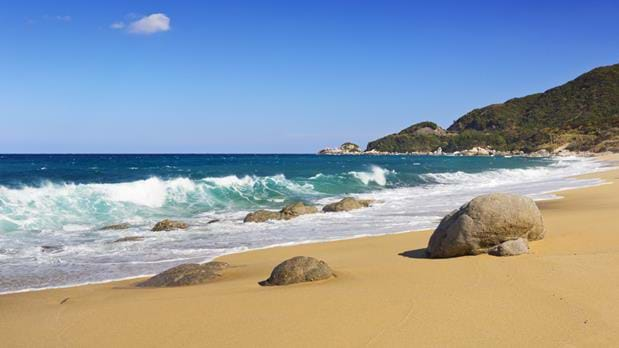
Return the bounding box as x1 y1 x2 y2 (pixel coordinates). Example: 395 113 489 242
488 238 529 256
113 236 144 243
244 202 318 223
99 223 131 230
151 219 189 231
137 261 230 287
322 197 373 212
427 193 544 258
259 256 333 286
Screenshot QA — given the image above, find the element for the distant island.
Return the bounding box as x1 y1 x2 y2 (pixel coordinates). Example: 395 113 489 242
321 63 619 155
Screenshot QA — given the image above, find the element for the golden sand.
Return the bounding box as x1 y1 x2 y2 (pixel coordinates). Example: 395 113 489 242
1 157 618 347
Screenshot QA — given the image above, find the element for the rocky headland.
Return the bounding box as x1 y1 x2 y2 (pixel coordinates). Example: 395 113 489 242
320 63 619 156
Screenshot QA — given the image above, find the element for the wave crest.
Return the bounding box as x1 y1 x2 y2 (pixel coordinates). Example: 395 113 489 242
349 165 394 186
0 174 317 232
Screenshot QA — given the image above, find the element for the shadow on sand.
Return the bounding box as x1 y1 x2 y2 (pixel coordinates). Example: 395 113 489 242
398 248 430 259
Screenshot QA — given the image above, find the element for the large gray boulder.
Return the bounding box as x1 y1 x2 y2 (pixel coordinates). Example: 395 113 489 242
244 202 318 223
151 219 189 231
137 261 229 287
427 193 544 258
322 197 373 212
259 256 333 286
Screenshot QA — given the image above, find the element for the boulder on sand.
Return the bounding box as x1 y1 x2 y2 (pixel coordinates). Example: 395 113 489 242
137 261 230 287
427 193 544 258
259 256 333 286
322 197 373 212
151 219 189 231
244 202 318 223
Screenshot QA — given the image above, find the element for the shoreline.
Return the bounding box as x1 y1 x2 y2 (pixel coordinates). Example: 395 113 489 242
0 155 615 296
0 156 614 296
1 155 618 347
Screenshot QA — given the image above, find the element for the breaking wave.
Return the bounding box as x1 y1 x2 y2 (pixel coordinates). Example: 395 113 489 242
0 167 400 232
349 165 394 186
0 156 611 293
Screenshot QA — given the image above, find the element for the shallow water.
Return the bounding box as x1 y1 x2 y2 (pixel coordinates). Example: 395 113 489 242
0 154 609 293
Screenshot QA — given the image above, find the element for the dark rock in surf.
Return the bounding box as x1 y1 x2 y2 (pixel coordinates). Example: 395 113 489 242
243 210 283 223
322 197 374 212
100 223 131 230
41 245 63 253
244 202 318 223
151 219 189 231
280 202 319 220
113 236 145 243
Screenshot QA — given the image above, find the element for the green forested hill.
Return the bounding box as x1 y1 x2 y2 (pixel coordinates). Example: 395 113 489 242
367 63 619 153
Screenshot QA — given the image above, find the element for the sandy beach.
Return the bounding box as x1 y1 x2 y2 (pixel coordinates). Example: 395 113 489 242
1 156 618 347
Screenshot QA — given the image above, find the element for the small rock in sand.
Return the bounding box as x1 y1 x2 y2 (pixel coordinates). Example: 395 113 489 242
137 262 230 287
488 238 529 256
259 256 333 286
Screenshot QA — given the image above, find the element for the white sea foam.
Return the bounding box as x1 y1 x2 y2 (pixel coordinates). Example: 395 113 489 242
349 165 393 186
203 175 256 187
98 177 196 208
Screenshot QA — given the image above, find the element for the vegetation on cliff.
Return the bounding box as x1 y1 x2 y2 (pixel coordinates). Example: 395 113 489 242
366 63 619 153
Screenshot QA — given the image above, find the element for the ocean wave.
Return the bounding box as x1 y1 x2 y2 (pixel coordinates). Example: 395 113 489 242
349 165 394 186
420 167 556 186
0 156 610 293
0 174 320 232
420 157 603 188
0 160 605 233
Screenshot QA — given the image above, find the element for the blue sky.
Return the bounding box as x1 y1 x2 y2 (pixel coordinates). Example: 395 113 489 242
1 0 618 153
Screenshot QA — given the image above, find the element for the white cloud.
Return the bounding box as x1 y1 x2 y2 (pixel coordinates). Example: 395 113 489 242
110 22 125 29
55 15 71 22
128 13 170 35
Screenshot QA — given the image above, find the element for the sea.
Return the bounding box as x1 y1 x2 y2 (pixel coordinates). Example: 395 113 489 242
0 154 611 294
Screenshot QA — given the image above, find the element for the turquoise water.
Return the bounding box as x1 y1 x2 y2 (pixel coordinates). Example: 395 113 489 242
0 154 607 293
